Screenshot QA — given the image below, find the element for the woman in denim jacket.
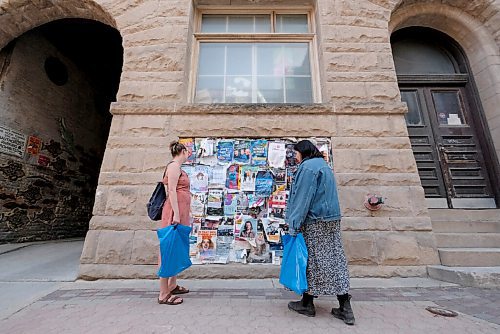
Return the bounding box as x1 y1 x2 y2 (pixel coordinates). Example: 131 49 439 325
286 140 355 325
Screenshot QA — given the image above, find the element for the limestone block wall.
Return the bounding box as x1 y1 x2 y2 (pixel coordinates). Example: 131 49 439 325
77 0 442 279
0 32 108 242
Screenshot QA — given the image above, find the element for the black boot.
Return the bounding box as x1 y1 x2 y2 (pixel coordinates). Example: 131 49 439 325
331 294 355 325
288 293 316 317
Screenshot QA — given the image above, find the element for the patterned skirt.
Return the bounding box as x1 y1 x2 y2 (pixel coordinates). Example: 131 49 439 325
301 220 350 296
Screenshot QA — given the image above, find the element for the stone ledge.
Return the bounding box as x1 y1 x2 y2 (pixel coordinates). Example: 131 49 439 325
110 101 407 115
78 263 429 280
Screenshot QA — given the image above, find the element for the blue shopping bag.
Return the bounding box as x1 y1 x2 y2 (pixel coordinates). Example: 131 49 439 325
157 224 192 278
279 233 308 295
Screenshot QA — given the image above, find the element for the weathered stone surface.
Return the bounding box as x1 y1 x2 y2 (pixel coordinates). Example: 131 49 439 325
90 216 155 231
333 137 411 149
343 232 378 265
334 149 418 173
120 115 170 137
341 217 392 231
375 233 438 265
80 230 100 264
336 115 408 136
123 45 186 72
95 230 134 264
104 187 138 216
92 186 108 216
114 149 145 173
168 115 338 137
78 263 429 279
117 81 183 102
131 230 158 265
376 233 420 265
338 186 428 218
390 217 433 231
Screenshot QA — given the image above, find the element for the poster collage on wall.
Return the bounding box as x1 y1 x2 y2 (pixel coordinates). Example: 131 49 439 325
179 137 333 265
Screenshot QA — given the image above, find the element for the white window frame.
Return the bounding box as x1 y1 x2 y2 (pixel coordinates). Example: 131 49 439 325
189 8 321 104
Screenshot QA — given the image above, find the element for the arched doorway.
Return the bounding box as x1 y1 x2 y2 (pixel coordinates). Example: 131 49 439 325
0 19 123 242
392 27 498 209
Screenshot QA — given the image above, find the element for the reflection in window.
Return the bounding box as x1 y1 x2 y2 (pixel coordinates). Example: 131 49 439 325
201 15 271 33
276 14 308 33
392 39 458 75
433 91 466 126
401 90 423 126
195 43 312 103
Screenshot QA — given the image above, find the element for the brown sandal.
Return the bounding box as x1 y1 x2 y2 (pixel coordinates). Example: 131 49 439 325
158 294 183 305
171 285 190 295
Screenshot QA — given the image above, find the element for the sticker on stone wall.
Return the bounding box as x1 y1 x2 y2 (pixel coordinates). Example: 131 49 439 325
26 136 42 155
0 125 27 158
37 154 50 167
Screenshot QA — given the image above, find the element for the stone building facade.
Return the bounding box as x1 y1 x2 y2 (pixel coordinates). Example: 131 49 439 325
0 0 499 279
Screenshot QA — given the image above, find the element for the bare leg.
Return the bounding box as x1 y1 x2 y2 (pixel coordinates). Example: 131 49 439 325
159 277 170 300
167 276 177 292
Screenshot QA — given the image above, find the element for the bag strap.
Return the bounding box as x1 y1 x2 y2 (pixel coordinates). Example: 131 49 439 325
162 161 173 179
162 161 182 182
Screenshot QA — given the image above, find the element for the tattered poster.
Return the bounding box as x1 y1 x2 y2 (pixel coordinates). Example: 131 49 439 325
267 141 286 168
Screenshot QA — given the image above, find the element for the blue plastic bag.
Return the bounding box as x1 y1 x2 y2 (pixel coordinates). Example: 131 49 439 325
157 224 192 278
279 233 308 295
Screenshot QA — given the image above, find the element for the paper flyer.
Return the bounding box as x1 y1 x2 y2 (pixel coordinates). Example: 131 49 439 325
225 164 240 190
223 193 237 216
191 165 210 193
251 139 268 166
234 140 251 164
239 165 259 191
267 141 287 168
217 140 234 163
255 170 274 197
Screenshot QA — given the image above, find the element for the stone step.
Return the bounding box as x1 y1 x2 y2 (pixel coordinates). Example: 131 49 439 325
438 248 500 267
428 265 500 288
435 233 500 248
432 220 500 233
429 209 500 222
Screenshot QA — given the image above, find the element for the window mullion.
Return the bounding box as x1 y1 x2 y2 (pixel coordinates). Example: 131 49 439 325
223 45 228 103
282 44 287 103
252 44 257 103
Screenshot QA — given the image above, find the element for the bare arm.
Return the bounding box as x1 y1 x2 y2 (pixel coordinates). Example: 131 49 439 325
165 163 182 223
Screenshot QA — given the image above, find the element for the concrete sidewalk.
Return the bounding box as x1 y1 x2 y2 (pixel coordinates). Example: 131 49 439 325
1 278 499 334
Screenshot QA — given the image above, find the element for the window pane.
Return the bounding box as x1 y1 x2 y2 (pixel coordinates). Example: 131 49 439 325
196 42 313 104
226 44 252 75
283 43 310 75
256 43 310 76
276 14 308 33
392 39 458 75
401 90 423 126
198 44 225 75
285 77 312 103
228 15 254 33
202 15 271 33
256 44 281 75
201 15 226 33
225 76 252 103
195 76 224 103
257 76 284 103
255 15 272 33
432 91 466 126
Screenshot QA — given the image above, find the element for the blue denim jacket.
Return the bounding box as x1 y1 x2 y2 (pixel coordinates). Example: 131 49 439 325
286 157 342 235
